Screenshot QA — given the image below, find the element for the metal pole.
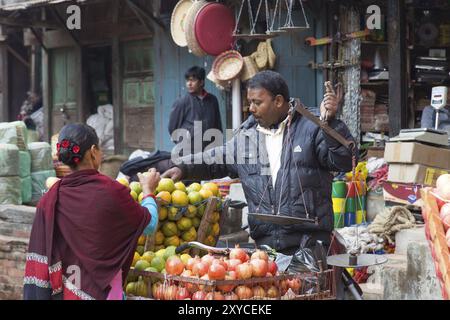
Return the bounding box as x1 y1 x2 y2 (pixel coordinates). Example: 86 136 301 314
232 78 242 129
435 111 440 130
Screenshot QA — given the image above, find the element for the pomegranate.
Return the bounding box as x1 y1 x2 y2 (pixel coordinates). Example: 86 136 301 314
279 280 289 295
205 291 225 300
224 292 239 300
212 258 228 271
201 254 215 267
163 284 178 300
252 286 266 298
266 285 279 298
251 250 269 261
236 262 253 279
235 285 253 300
199 274 213 292
217 271 236 292
436 174 450 200
208 263 226 280
165 256 184 276
176 287 191 300
230 245 249 263
225 259 242 272
192 262 208 277
192 291 207 300
250 258 268 277
286 278 301 294
186 256 201 271
268 260 278 275
152 282 163 300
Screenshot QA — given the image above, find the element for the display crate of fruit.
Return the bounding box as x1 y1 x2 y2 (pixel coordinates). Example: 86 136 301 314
420 184 450 300
125 245 335 300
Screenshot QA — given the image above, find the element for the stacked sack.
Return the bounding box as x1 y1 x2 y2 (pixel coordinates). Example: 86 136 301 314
0 144 21 205
0 121 31 205
19 148 32 204
28 142 56 204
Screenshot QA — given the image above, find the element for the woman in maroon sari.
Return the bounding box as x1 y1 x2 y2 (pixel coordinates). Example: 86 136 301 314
24 123 160 300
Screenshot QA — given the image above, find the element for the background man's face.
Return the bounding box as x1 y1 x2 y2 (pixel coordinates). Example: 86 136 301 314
186 77 203 94
247 87 282 128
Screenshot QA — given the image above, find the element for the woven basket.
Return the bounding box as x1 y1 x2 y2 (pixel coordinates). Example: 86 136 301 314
267 39 276 69
212 50 244 81
207 70 231 89
240 56 259 82
252 42 269 70
170 0 193 47
184 0 208 57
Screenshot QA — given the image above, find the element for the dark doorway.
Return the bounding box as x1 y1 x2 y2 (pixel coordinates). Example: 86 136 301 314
85 46 113 116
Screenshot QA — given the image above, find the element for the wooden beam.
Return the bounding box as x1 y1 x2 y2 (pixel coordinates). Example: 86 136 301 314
0 16 60 29
50 6 81 47
30 27 48 53
388 0 408 136
6 45 30 69
127 0 166 31
125 0 153 34
112 0 124 154
41 7 52 141
0 43 9 122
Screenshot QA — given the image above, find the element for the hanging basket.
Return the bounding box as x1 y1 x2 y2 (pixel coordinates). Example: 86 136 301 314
240 56 259 82
184 0 208 57
170 0 194 47
212 50 244 81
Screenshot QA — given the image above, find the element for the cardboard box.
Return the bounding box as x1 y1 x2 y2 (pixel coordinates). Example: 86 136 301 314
384 142 450 170
388 164 450 186
367 147 385 159
382 181 423 206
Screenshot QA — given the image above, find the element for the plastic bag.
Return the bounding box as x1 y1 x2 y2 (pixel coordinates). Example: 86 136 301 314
28 142 53 172
30 108 44 141
21 176 32 204
287 238 329 294
31 169 56 203
0 176 22 205
87 104 114 152
19 151 31 178
0 144 20 176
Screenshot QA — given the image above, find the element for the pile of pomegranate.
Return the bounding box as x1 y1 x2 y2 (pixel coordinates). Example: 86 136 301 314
149 246 302 300
434 174 450 248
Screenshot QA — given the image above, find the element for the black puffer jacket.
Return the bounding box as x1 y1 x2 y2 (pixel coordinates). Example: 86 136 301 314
178 106 356 252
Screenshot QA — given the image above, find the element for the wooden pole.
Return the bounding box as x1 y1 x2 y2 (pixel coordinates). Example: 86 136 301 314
388 0 408 136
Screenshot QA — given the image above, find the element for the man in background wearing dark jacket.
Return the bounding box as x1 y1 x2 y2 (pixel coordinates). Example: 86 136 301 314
163 71 356 255
168 66 223 155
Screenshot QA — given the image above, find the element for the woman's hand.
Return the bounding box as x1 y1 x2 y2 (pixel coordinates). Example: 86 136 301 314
138 168 161 195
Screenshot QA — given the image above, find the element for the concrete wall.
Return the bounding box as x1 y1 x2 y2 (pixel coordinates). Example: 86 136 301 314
0 205 35 300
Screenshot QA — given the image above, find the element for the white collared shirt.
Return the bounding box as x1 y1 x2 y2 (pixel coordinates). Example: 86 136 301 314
256 116 289 187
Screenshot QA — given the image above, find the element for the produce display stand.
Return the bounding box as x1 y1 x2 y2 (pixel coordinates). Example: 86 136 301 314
126 268 335 300
420 188 450 300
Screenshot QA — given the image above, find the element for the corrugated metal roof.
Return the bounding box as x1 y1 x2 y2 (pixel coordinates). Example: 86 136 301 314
0 0 87 10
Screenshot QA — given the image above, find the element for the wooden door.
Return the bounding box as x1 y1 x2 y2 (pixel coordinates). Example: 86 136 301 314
122 39 155 151
50 47 78 134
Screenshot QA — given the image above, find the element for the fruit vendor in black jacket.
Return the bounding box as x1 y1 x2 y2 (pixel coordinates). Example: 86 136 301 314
163 71 356 255
168 66 223 155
